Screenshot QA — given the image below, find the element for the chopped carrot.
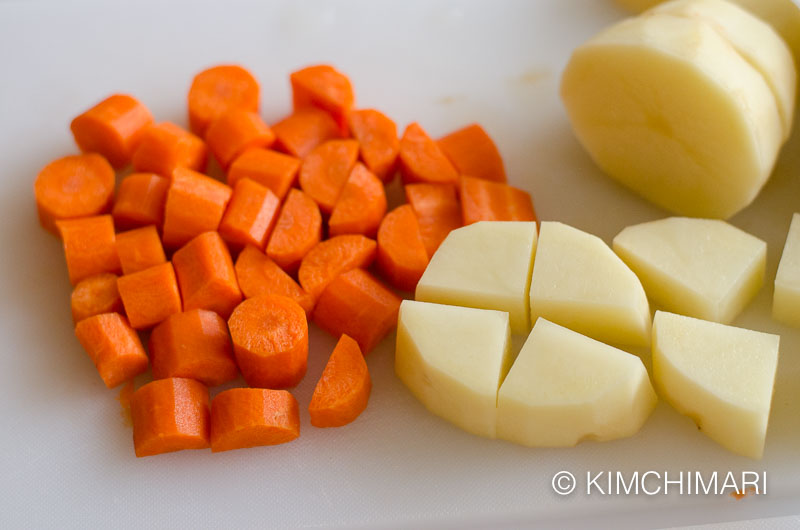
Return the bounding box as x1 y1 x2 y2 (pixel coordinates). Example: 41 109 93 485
347 109 399 182
132 122 207 177
205 109 275 169
70 94 154 168
235 246 315 313
459 175 537 224
398 122 458 185
272 108 341 159
405 183 462 256
227 147 300 199
71 273 124 323
313 268 401 355
117 262 182 329
218 178 280 250
131 378 210 457
112 172 170 231
115 225 167 275
57 215 121 285
34 154 115 235
437 123 507 183
328 163 387 238
298 139 360 213
309 334 371 427
265 189 322 274
298 234 377 300
75 313 148 388
376 204 429 291
188 65 260 136
210 388 300 452
162 167 232 248
228 295 309 389
149 309 238 387
172 231 242 319
290 64 354 134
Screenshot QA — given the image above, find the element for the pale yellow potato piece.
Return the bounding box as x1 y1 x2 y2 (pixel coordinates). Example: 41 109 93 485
773 213 800 326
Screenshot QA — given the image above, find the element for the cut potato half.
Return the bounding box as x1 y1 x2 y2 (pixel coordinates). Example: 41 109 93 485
773 213 800 326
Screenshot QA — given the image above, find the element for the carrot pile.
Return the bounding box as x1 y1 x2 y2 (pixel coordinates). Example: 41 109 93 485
34 63 537 458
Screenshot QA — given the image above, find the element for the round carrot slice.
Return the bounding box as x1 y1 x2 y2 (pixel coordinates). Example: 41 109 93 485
188 65 260 136
376 204 429 292
298 234 377 299
309 334 371 428
70 273 123 323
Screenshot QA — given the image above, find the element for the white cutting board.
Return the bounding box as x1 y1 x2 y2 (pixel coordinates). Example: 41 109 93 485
1 1 798 528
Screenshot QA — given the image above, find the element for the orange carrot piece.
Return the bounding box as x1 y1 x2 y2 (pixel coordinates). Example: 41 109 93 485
298 139 360 214
298 234 377 300
116 225 167 275
210 388 300 452
188 65 260 136
405 183 462 256
228 295 309 389
227 147 300 199
265 189 322 274
162 168 232 248
376 205 429 291
117 262 182 329
112 172 170 230
75 313 148 388
70 94 154 168
218 178 281 250
272 108 341 159
34 154 115 234
290 64 354 134
149 309 238 387
398 122 458 185
132 122 207 177
56 215 121 285
309 334 371 427
71 273 124 323
131 378 210 457
459 175 537 224
437 123 507 183
313 269 401 355
328 163 387 238
205 109 275 169
235 246 315 313
347 109 399 182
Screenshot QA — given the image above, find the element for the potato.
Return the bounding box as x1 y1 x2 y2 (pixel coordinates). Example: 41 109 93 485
773 213 800 326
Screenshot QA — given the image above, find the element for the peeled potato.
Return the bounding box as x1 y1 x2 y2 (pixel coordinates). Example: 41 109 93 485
773 213 800 326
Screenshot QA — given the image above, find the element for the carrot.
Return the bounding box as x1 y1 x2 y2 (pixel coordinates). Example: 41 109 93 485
172 231 242 319
290 64 354 135
112 172 170 231
57 215 121 285
132 122 207 177
227 147 300 199
328 163 387 238
70 94 154 168
117 262 182 329
131 378 210 457
298 234 377 300
309 334 371 428
298 139 360 214
162 167 232 248
75 313 148 388
205 109 275 169
265 189 322 274
347 109 399 182
437 123 507 183
376 204 429 291
459 175 537 224
228 295 309 389
218 178 281 251
235 245 315 313
71 273 124 323
313 269 401 355
210 388 300 452
405 183 462 256
398 122 458 185
188 65 259 136
272 108 341 159
149 309 238 387
115 225 166 275
34 154 115 235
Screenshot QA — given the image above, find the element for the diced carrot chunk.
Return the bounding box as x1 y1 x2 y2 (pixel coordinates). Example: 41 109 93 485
235 246 315 313
227 148 300 199
188 65 259 136
266 189 322 274
405 183 462 256
309 334 371 427
298 235 377 300
57 215 121 285
71 273 124 323
298 139 360 214
205 109 275 169
398 122 458 185
162 168 232 248
437 123 507 183
290 64 355 134
459 175 537 224
117 262 182 329
328 163 387 238
272 108 341 159
218 178 281 251
376 205 429 291
75 313 148 388
347 109 399 182
112 173 170 231
210 388 300 452
115 225 167 275
132 122 207 177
